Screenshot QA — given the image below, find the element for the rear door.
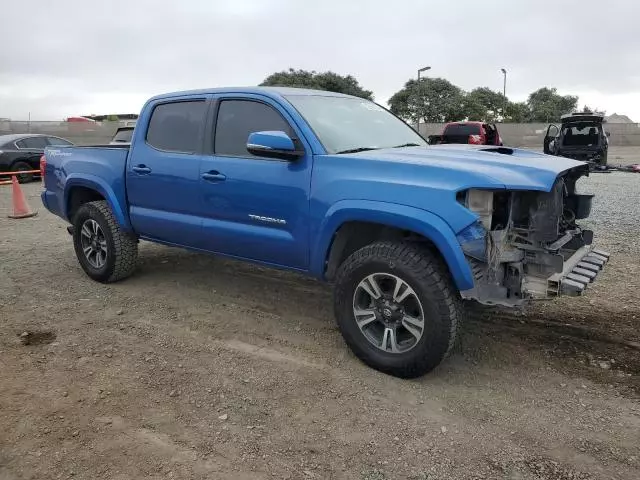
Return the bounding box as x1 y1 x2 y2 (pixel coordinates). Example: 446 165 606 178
14 136 49 168
543 124 560 154
198 95 312 269
126 97 209 247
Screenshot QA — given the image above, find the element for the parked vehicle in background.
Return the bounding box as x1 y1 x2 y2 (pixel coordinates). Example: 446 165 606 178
0 134 73 183
41 87 608 378
66 116 99 133
109 126 134 145
428 121 503 146
544 113 609 168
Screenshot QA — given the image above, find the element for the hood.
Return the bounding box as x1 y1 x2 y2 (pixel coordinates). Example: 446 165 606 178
340 144 588 191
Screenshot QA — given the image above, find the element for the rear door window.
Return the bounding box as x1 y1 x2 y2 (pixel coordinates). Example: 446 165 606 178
47 137 73 146
16 136 49 149
146 100 206 153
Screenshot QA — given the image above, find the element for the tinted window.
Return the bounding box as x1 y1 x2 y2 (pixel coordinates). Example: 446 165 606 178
112 128 134 143
285 95 425 154
146 101 206 153
443 124 481 136
47 137 73 146
16 137 49 149
215 100 293 157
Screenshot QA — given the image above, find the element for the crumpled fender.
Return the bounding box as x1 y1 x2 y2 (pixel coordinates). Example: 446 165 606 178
63 174 132 230
311 199 474 291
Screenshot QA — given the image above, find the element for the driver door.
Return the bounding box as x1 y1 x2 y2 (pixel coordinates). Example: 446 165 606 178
543 124 560 155
198 95 313 269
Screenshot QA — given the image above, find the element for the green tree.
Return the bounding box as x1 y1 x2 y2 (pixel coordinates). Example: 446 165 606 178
388 77 465 123
260 69 373 100
527 87 578 122
504 101 530 122
463 87 507 122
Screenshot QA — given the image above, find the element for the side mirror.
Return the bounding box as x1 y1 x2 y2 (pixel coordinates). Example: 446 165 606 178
246 131 303 160
606 131 611 137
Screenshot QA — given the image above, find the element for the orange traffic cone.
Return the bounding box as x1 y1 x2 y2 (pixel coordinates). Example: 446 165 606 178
8 175 37 219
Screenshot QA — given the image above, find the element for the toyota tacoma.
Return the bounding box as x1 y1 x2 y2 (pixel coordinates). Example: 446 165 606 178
40 87 609 378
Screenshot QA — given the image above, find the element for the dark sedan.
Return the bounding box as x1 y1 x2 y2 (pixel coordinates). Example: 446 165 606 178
0 134 74 183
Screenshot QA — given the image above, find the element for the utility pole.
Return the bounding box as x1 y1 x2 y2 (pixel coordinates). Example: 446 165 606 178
500 68 507 122
416 66 431 132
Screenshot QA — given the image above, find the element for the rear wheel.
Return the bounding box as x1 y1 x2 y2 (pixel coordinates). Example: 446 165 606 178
72 200 138 283
333 241 463 378
12 161 33 183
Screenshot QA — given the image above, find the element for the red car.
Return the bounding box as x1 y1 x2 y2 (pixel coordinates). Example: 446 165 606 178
428 121 503 146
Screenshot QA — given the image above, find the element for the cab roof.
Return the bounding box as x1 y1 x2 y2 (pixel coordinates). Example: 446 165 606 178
148 86 356 103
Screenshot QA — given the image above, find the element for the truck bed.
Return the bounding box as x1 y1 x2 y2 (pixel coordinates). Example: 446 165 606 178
41 146 130 223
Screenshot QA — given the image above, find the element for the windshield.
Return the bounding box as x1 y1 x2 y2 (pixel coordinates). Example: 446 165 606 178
560 123 602 147
285 95 426 154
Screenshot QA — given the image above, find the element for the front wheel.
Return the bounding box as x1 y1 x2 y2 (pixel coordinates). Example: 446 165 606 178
72 200 138 283
333 241 463 378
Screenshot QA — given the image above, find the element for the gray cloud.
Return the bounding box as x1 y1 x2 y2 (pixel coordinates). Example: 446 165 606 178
2 0 639 119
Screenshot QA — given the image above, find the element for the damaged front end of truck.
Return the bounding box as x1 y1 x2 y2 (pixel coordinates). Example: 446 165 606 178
456 164 609 307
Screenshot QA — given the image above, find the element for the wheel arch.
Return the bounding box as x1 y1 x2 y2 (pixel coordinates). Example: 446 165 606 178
64 175 131 230
313 200 474 292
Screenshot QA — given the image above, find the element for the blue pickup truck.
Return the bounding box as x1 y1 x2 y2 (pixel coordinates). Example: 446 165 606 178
41 87 608 378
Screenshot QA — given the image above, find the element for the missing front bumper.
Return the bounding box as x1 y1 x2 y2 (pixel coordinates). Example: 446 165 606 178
554 248 610 296
532 247 610 297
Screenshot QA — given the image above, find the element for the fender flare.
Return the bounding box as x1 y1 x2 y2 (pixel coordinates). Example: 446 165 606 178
311 200 474 291
63 174 132 230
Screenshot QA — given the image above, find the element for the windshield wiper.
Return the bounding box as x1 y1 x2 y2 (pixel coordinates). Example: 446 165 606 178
391 143 421 148
335 147 380 154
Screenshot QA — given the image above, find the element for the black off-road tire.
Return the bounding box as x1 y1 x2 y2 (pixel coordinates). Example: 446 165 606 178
333 241 463 378
12 161 34 183
72 200 138 283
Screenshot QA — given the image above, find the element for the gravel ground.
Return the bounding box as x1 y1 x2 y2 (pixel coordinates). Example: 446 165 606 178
1 175 639 480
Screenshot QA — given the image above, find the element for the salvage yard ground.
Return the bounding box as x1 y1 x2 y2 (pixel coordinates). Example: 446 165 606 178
1 170 639 479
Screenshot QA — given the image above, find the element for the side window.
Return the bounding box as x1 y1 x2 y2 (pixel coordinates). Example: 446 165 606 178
47 137 73 146
214 100 293 157
17 137 48 149
146 100 206 153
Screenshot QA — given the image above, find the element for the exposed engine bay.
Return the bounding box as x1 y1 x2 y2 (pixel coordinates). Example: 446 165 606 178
457 165 610 306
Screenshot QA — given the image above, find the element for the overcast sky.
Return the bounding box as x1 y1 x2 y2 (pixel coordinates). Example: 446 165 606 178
2 0 639 121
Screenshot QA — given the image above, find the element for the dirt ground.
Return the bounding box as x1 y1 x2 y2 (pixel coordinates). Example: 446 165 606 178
1 180 639 480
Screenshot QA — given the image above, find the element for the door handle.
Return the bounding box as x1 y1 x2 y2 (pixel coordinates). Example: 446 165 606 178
201 171 226 182
132 165 152 174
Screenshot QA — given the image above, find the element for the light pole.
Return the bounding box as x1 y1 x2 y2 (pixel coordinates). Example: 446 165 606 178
417 66 431 83
500 68 507 122
416 66 431 131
